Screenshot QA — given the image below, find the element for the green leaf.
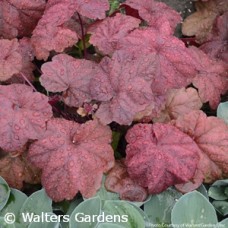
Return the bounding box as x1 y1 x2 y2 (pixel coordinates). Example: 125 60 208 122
28 213 60 228
0 189 27 223
0 217 16 228
0 177 11 211
218 218 228 227
212 201 228 216
60 198 83 228
196 184 209 200
103 200 145 228
97 223 124 228
91 176 119 204
108 0 120 15
171 191 218 227
208 179 228 200
217 102 228 124
69 196 101 228
144 187 182 225
111 131 122 159
19 189 52 226
91 176 150 208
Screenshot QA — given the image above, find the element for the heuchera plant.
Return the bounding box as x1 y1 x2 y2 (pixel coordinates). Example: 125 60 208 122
0 0 228 205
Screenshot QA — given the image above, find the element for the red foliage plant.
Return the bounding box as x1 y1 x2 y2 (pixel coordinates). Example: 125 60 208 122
0 0 227 202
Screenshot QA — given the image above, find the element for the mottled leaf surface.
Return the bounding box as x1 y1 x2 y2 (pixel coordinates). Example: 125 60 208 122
190 46 227 109
182 0 228 43
119 28 197 95
105 160 148 202
124 0 181 35
31 0 109 60
89 13 140 55
0 0 46 39
153 88 202 123
28 118 114 201
0 39 22 81
200 12 228 63
125 123 199 194
0 84 52 151
173 110 228 187
95 51 157 125
0 148 41 189
40 54 111 107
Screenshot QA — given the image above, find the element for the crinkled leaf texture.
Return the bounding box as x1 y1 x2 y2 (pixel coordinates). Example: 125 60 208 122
8 38 36 83
95 51 157 125
0 147 41 189
0 0 46 39
40 54 111 107
118 28 197 95
124 0 181 35
88 13 140 55
125 123 199 194
200 12 228 63
190 46 227 109
153 88 202 123
182 0 228 43
28 118 114 202
31 0 109 60
0 84 53 151
173 110 228 192
105 160 148 202
0 39 22 81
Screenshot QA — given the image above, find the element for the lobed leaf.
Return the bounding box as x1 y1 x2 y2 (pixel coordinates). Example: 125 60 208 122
182 0 228 43
173 110 228 191
40 53 111 107
0 84 53 151
31 0 109 60
200 12 228 63
153 88 202 123
0 39 22 81
125 123 199 194
190 46 227 109
118 28 198 95
0 147 41 190
28 118 114 201
89 13 140 55
105 160 148 202
0 0 46 39
124 0 181 35
95 51 157 125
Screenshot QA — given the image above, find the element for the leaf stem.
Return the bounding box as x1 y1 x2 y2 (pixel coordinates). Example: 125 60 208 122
20 73 37 92
77 13 87 59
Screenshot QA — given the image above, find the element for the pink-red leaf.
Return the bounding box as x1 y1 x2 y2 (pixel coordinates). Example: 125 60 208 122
0 39 22 81
31 0 109 60
31 1 78 60
0 0 46 39
153 88 203 123
124 0 181 35
125 123 199 194
9 38 36 83
0 84 53 151
190 46 227 109
200 12 228 63
118 28 197 95
28 118 114 202
105 160 148 202
173 110 228 188
95 51 157 125
40 54 111 107
73 0 109 20
88 13 140 55
0 146 41 189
